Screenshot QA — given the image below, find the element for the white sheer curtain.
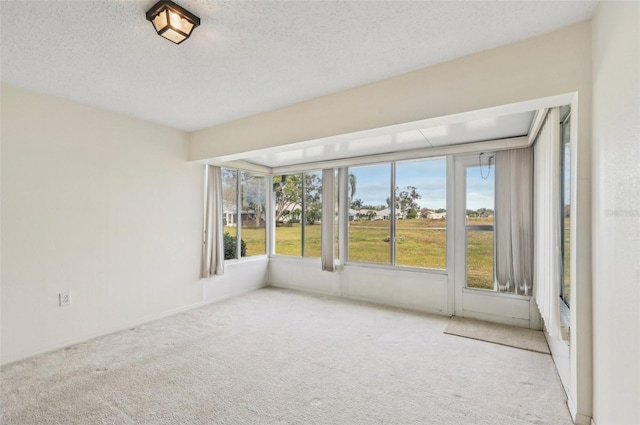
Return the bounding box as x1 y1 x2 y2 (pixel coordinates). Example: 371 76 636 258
321 169 335 271
201 165 225 278
533 108 562 338
495 147 534 295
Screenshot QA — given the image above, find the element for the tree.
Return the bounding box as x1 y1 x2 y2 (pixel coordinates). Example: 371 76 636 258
304 173 322 225
273 173 323 224
221 168 238 204
350 198 363 210
348 173 357 203
387 186 422 218
273 174 303 222
241 173 266 228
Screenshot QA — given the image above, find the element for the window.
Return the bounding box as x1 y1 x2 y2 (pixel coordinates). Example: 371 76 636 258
348 163 391 264
347 158 447 269
241 172 266 256
274 171 323 257
303 171 322 257
221 168 239 260
396 158 447 269
561 109 571 306
465 165 495 290
221 168 266 260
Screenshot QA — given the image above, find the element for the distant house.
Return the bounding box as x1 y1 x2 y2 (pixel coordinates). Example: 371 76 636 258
427 212 447 220
224 201 265 227
223 201 238 226
376 208 405 220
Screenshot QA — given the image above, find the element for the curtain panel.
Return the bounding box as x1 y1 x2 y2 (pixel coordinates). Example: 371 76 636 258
533 108 562 338
201 165 225 278
495 148 534 295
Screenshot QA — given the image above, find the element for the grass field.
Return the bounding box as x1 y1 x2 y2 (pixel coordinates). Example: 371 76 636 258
231 217 495 289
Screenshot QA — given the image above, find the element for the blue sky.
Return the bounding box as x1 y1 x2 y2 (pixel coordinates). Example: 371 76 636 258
349 158 496 211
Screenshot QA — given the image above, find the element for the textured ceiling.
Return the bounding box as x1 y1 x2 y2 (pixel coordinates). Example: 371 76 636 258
1 0 597 131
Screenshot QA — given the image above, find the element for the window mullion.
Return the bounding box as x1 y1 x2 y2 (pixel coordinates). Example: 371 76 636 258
390 162 396 265
266 175 274 256
236 171 242 259
338 168 348 265
301 173 306 257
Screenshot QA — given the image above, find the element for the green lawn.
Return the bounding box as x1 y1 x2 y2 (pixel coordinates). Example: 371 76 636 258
230 217 495 289
232 226 266 256
466 230 494 290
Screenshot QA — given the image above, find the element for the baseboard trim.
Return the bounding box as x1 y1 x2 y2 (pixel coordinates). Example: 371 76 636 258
1 300 205 367
568 396 592 425
270 281 446 318
205 283 268 304
341 292 444 316
269 281 339 298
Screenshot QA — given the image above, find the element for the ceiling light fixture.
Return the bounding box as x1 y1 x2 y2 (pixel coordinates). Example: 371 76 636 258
146 0 200 45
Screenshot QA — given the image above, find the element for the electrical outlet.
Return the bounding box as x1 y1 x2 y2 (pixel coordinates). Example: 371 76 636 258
59 291 71 307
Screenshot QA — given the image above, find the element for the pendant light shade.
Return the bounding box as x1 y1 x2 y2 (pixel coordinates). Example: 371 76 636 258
146 1 200 45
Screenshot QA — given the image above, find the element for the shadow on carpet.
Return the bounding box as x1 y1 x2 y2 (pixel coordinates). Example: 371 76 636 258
444 316 550 354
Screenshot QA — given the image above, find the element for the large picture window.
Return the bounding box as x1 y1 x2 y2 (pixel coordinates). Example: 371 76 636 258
347 157 446 269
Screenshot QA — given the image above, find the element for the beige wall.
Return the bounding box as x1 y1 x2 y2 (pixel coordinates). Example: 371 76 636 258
592 2 640 424
191 21 594 421
7 12 634 420
191 22 591 161
1 86 204 364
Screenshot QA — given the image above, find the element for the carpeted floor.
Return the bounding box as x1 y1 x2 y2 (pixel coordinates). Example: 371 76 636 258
1 288 572 425
444 316 551 354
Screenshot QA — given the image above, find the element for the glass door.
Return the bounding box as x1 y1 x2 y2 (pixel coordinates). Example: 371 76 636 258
453 154 532 326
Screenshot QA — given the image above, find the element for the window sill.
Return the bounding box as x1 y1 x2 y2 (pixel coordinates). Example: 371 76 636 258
462 287 531 301
269 255 321 263
344 261 448 275
224 255 268 265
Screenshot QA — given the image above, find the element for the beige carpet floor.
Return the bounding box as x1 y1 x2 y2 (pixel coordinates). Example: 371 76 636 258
444 317 551 354
1 288 572 425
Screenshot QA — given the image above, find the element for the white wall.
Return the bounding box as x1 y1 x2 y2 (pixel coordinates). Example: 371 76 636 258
192 22 594 421
191 23 592 161
591 3 640 424
269 257 451 316
203 257 269 303
1 86 204 364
